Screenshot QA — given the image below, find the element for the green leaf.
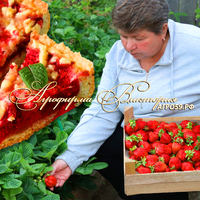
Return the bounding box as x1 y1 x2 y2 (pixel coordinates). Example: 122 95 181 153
43 166 53 174
19 142 33 158
38 181 46 195
6 152 22 166
54 28 65 37
56 142 68 154
63 121 76 133
28 133 38 146
87 162 108 170
20 158 39 176
55 131 68 145
0 164 8 174
2 187 23 199
75 166 93 175
41 140 57 153
2 179 22 189
41 194 60 200
19 63 48 90
43 145 58 161
0 174 20 181
31 163 47 174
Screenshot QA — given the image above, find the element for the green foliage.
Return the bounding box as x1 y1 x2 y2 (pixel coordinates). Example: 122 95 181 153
169 11 188 22
0 127 67 200
195 7 200 26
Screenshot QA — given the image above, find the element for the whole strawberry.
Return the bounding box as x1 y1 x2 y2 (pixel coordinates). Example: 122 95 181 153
159 154 171 164
169 128 183 138
192 125 200 134
125 135 140 150
155 143 172 156
159 132 172 144
136 119 147 130
45 175 57 188
136 165 151 174
145 155 159 167
131 147 148 161
172 137 184 154
164 122 178 132
181 162 194 171
147 120 159 131
135 130 148 141
138 141 151 153
125 119 139 135
180 120 194 129
149 131 159 143
169 157 182 170
183 130 197 144
194 161 200 169
176 149 187 162
191 149 200 162
154 161 167 173
158 121 168 129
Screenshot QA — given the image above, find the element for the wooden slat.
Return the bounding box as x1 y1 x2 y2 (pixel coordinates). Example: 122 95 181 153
125 171 200 185
179 0 197 25
167 0 180 12
168 0 180 22
125 181 200 195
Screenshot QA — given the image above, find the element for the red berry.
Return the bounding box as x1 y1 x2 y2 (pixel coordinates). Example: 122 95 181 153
45 175 57 188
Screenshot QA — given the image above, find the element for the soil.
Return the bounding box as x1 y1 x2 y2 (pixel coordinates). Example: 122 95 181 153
71 171 124 200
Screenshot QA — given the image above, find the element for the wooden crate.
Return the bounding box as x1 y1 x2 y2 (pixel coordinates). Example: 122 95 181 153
123 106 200 195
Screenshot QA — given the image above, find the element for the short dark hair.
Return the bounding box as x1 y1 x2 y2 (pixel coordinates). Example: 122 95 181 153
112 0 170 34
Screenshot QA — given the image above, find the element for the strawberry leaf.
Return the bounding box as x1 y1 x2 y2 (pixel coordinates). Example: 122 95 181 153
19 63 48 90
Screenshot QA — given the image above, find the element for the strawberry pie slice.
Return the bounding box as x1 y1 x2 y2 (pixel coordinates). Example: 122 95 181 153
0 0 50 78
0 31 95 150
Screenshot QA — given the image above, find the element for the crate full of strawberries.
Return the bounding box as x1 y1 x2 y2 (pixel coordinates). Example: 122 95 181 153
123 106 200 195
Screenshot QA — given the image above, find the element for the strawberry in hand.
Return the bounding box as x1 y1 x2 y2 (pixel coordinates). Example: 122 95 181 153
45 160 72 191
45 175 57 188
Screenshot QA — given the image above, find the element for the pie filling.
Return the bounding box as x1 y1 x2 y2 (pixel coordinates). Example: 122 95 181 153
0 0 44 68
0 48 82 144
0 0 8 8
